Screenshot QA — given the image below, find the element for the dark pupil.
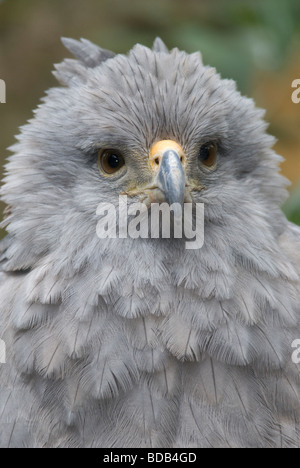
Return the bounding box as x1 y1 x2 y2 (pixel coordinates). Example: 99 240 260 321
108 154 120 168
199 145 210 161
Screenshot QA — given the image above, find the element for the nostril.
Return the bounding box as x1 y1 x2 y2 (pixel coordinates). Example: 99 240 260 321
180 156 183 163
154 157 160 166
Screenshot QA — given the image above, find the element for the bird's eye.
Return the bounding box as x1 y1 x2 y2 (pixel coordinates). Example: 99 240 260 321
98 149 125 175
198 142 218 168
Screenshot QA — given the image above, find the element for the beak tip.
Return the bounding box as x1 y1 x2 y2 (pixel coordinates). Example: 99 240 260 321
156 149 185 207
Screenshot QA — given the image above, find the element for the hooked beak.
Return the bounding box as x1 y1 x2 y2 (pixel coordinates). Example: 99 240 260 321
150 140 186 209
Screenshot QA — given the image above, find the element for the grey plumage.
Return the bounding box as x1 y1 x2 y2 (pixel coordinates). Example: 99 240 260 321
0 37 300 448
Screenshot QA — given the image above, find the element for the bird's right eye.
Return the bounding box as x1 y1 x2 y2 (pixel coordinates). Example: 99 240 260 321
98 149 125 175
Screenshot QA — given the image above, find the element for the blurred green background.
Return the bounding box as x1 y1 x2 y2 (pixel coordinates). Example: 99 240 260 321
0 0 300 237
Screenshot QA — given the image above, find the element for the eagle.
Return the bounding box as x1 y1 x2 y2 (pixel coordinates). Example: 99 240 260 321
0 37 299 448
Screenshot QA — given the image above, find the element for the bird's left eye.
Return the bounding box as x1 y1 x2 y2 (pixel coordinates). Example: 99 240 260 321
198 142 218 168
98 149 125 175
